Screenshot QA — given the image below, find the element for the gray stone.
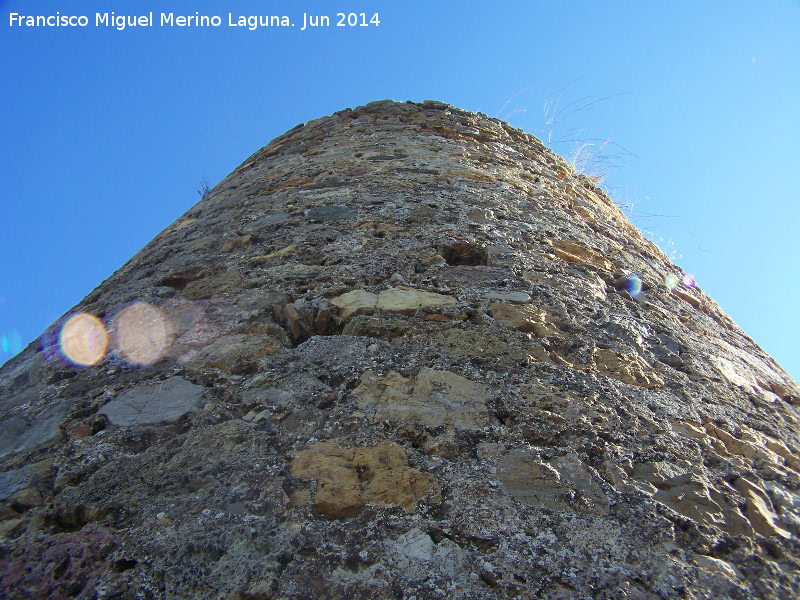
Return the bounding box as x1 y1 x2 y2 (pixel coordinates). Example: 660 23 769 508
0 387 37 414
0 398 73 457
307 205 357 221
0 467 31 500
98 377 205 426
393 528 434 561
242 212 289 232
0 416 29 458
484 291 532 304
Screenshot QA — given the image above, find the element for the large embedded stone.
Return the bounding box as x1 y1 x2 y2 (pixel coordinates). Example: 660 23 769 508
488 302 562 337
331 287 456 319
734 477 791 539
431 328 531 363
375 287 457 315
0 399 73 458
574 347 664 389
290 441 440 518
265 262 321 279
484 291 531 304
220 234 252 253
98 377 205 427
330 290 378 319
307 205 358 221
549 239 614 271
185 334 279 373
353 367 492 428
486 446 609 515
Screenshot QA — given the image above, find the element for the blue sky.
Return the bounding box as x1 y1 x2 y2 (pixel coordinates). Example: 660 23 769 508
1 1 799 380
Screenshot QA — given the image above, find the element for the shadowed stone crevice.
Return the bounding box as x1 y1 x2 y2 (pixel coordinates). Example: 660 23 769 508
439 241 489 266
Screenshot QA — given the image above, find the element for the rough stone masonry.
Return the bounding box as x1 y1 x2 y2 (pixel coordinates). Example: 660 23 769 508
1 99 799 599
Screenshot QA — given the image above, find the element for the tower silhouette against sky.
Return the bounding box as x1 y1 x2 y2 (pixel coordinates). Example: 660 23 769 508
1 100 799 599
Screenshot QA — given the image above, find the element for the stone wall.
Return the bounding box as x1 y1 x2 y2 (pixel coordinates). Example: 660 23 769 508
1 100 799 599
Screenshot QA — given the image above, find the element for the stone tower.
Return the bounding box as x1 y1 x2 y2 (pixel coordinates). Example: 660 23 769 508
1 100 799 599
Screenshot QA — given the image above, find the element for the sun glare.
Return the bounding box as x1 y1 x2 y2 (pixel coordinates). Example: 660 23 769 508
110 302 172 365
59 313 108 366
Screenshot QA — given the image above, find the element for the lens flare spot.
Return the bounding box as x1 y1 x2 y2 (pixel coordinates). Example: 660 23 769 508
1 335 7 353
111 302 172 366
625 274 643 298
665 274 679 291
59 314 108 366
683 274 696 288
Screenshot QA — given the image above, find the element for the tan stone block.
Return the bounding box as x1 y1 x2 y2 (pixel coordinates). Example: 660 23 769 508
290 442 440 518
353 368 491 428
632 464 728 528
672 421 708 441
653 483 726 529
733 477 791 539
488 302 561 337
529 344 552 363
330 290 379 319
585 348 664 389
693 555 743 581
708 427 782 464
375 287 456 315
549 239 614 271
672 288 702 310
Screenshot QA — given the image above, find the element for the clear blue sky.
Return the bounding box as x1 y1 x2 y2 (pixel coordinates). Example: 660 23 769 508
1 1 799 381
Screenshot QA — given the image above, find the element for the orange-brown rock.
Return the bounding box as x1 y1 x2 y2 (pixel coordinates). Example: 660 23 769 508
290 441 440 518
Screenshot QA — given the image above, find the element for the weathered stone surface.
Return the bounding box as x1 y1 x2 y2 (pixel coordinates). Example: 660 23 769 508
353 368 492 427
431 328 532 363
0 468 32 501
290 442 440 517
486 445 610 515
0 399 73 458
587 347 664 388
734 476 792 538
220 234 252 253
549 239 614 271
393 527 435 560
184 333 280 372
1 100 799 599
694 554 744 581
98 376 205 426
0 524 115 598
8 486 42 510
182 270 242 299
331 287 456 319
330 289 378 319
634 463 727 528
488 302 562 336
